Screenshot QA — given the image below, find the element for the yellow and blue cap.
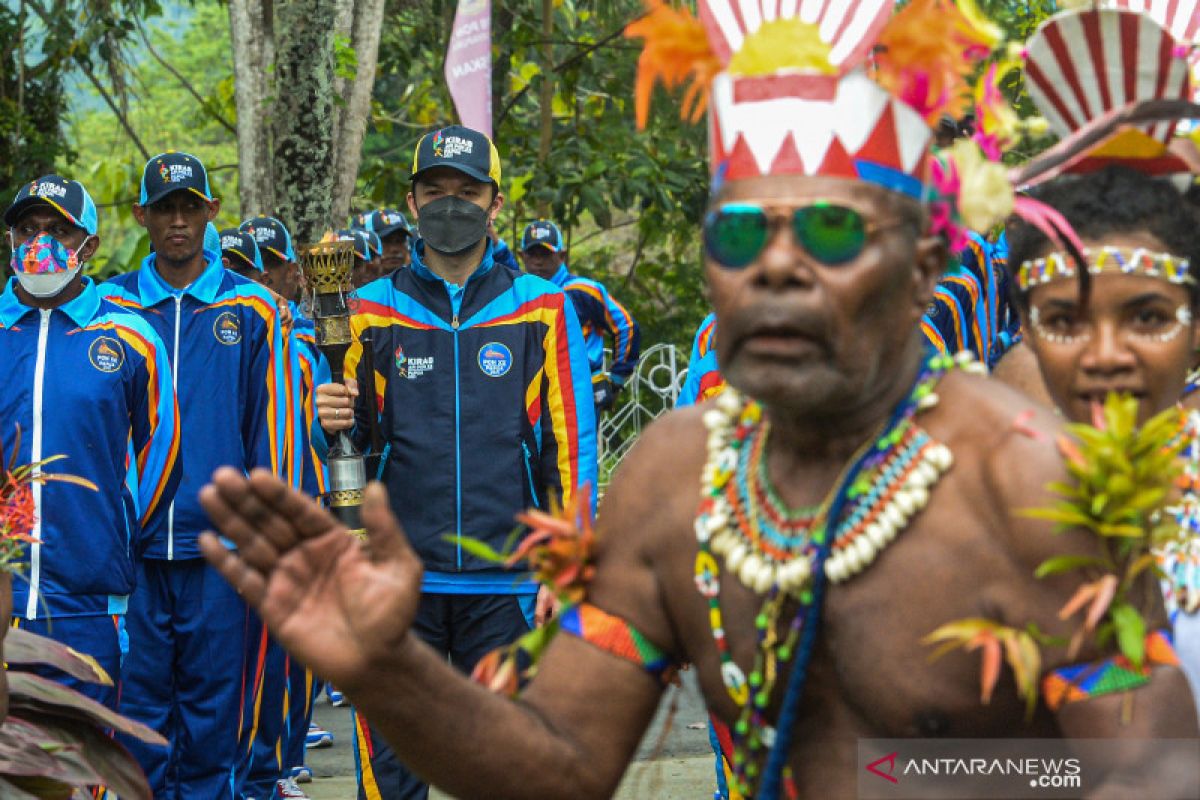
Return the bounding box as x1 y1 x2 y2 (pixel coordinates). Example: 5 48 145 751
140 151 213 207
521 220 564 253
219 228 264 272
411 125 502 187
239 216 296 263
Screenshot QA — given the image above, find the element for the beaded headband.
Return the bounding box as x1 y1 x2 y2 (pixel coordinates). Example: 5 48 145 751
1017 246 1194 291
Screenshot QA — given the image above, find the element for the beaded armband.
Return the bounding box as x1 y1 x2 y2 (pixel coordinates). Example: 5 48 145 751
558 603 678 683
1042 630 1179 711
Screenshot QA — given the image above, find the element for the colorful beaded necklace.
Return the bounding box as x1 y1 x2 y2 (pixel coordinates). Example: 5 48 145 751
694 351 974 797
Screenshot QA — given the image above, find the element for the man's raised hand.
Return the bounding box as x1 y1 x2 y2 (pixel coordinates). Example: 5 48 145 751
198 467 422 692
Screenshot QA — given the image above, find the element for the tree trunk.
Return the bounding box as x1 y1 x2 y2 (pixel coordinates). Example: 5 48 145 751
330 0 386 223
229 0 275 216
271 0 338 243
536 0 554 217
329 0 355 149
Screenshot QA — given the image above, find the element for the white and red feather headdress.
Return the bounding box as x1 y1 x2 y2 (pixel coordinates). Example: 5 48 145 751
1022 4 1197 179
626 0 1000 199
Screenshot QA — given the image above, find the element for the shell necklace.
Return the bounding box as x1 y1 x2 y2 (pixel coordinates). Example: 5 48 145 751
695 354 963 600
694 351 974 798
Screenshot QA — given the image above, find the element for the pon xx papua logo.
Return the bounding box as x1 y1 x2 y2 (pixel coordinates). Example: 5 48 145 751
214 311 242 345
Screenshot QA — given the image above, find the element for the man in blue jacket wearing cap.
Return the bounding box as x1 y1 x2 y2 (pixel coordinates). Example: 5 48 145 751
99 152 291 799
1 174 181 710
357 208 413 272
316 125 597 800
520 220 642 418
242 215 303 307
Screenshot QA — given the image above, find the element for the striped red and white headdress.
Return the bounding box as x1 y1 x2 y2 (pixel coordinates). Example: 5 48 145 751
626 0 1000 199
1023 5 1196 177
1108 0 1200 101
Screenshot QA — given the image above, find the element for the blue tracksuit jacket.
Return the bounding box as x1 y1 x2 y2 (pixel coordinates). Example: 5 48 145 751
0 278 181 618
921 231 1020 369
327 241 597 580
546 264 641 385
677 312 723 408
290 307 330 497
99 250 290 559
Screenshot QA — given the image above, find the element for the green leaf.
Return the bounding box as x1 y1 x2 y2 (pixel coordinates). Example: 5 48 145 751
1033 555 1105 579
444 535 506 564
1110 603 1146 668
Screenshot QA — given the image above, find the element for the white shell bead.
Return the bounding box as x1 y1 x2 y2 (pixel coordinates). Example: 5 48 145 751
909 486 929 510
753 564 775 594
894 491 916 517
716 390 742 416
825 557 845 583
853 534 875 563
726 543 748 574
703 409 727 431
844 546 863 574
883 505 905 530
867 523 887 548
739 553 763 588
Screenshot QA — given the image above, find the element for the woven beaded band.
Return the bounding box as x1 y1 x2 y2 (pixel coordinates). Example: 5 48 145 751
1017 247 1193 292
558 602 678 683
1042 629 1179 711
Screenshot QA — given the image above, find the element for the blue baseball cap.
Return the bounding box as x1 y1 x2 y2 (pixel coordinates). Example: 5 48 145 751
240 216 296 262
521 220 564 253
219 228 264 272
4 174 99 236
335 229 373 261
364 230 383 258
360 209 412 240
140 151 213 207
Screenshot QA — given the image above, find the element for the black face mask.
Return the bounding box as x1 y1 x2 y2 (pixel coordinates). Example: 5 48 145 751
418 195 489 256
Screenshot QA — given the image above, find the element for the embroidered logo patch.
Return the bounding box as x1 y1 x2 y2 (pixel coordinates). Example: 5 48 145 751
214 311 242 345
396 343 434 379
478 342 512 378
88 336 124 373
395 344 407 378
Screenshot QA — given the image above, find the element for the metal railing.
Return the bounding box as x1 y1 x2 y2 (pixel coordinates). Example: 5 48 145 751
598 343 689 489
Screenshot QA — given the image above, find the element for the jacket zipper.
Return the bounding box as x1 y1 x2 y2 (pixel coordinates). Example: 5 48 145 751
167 295 182 559
450 293 463 569
26 310 51 619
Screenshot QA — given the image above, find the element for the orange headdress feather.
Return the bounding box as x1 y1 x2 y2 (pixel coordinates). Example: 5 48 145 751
624 1 721 130
873 0 999 124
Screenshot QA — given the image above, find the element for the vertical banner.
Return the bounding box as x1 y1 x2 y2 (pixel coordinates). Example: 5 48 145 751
444 0 493 138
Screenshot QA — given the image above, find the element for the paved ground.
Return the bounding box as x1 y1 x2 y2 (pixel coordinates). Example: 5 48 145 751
302 670 717 799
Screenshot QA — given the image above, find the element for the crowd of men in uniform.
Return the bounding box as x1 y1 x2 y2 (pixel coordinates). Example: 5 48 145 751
0 128 640 800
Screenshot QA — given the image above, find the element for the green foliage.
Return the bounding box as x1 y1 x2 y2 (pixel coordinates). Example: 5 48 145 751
364 0 709 348
62 1 242 279
49 0 1064 343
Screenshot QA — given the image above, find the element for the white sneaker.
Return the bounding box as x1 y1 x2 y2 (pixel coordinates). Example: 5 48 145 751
276 777 311 799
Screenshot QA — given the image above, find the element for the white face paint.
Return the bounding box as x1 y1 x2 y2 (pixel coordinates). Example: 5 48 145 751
1029 304 1193 345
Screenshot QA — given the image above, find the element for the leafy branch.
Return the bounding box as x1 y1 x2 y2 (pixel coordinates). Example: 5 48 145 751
924 395 1185 715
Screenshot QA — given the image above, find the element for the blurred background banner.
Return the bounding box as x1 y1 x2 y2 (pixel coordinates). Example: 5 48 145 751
445 0 493 137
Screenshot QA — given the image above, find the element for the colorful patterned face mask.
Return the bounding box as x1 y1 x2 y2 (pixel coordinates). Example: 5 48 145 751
9 232 90 298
